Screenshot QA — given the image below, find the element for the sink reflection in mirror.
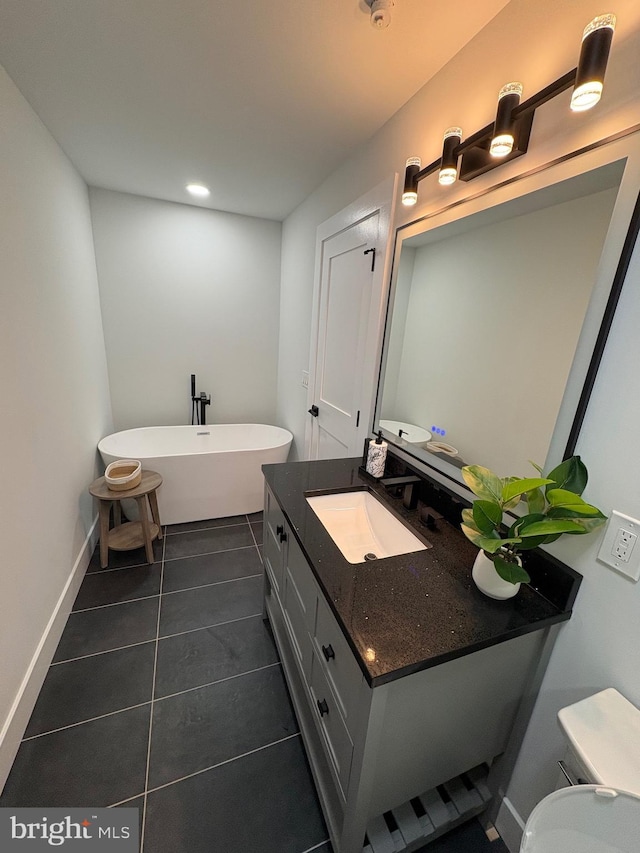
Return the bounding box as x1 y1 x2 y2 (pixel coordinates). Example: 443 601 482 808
305 490 430 564
379 419 432 444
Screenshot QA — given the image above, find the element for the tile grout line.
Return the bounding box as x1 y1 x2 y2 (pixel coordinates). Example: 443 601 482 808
247 514 262 557
299 840 331 853
140 528 166 853
71 572 262 615
158 612 264 642
162 544 260 564
21 661 283 742
155 661 281 703
107 729 297 810
161 573 262 597
72 593 160 614
50 612 265 666
143 732 301 798
164 520 249 536
50 639 157 666
21 701 154 742
86 543 258 575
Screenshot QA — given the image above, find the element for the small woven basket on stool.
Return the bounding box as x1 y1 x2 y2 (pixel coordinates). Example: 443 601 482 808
104 459 142 491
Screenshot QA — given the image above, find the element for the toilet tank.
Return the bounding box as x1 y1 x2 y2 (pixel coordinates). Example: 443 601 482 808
557 688 640 795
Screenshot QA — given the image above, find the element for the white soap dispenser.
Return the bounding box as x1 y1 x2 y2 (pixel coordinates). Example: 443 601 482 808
366 431 388 478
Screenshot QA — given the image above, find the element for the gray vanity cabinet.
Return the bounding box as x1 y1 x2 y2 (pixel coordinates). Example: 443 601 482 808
263 483 287 598
262 482 547 853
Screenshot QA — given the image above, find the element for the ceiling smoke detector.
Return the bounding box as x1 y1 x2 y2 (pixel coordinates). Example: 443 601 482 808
367 0 394 29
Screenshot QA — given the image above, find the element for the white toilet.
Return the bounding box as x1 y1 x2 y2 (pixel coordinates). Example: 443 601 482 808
520 688 640 852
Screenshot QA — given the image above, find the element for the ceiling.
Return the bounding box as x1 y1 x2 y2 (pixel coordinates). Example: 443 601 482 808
0 0 511 220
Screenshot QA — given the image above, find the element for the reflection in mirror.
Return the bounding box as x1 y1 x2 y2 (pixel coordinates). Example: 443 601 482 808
377 161 625 479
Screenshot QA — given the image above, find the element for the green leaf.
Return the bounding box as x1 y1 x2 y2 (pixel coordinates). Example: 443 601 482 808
461 523 485 547
472 500 502 534
502 477 554 503
546 456 588 496
546 507 607 532
565 517 607 533
461 508 475 527
546 489 603 516
527 487 545 515
493 554 531 584
516 519 586 537
461 466 503 502
480 536 522 554
529 460 544 474
509 514 548 550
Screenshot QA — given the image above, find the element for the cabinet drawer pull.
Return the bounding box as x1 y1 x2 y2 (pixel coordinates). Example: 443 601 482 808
279 529 287 543
322 644 335 661
276 524 284 536
317 698 329 717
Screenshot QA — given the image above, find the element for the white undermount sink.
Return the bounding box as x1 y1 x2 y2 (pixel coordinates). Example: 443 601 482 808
306 490 429 564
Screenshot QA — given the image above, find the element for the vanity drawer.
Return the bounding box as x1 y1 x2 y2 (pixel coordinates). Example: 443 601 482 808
263 486 286 597
286 531 318 633
309 648 354 799
283 570 314 681
314 593 365 730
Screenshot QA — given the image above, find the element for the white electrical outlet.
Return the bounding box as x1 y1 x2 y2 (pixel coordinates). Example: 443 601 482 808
597 510 640 581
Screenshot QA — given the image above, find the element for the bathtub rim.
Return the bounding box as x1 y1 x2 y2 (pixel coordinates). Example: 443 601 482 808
98 423 294 460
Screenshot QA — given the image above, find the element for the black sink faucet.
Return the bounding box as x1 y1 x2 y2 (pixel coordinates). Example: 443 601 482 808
380 475 421 510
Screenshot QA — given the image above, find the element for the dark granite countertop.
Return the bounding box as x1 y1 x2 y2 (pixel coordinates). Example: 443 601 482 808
263 457 581 687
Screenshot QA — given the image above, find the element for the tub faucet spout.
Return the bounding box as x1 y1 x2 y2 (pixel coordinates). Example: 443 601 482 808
197 392 211 426
190 374 212 425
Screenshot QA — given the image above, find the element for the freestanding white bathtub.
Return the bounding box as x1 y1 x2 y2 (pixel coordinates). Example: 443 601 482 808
98 424 293 525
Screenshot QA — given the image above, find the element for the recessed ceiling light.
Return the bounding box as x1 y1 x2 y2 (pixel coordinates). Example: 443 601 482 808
186 183 210 197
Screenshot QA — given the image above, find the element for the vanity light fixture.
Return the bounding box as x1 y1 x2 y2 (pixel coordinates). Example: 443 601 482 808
186 183 210 198
571 14 616 111
490 83 523 157
438 128 463 185
402 12 616 206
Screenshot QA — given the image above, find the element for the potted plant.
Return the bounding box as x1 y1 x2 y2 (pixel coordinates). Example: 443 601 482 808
460 456 606 599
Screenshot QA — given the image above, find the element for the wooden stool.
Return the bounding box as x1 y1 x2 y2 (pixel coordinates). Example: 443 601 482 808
89 469 163 568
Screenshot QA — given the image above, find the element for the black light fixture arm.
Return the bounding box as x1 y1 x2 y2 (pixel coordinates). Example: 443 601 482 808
408 68 580 190
403 13 616 205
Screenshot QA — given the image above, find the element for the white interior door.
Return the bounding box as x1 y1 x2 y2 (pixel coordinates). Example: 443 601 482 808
306 177 396 460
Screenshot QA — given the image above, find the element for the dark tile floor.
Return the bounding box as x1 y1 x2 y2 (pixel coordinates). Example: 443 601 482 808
1 512 508 853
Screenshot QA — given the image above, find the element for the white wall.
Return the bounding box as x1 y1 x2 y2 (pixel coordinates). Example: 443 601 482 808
277 0 640 843
0 66 112 786
90 189 282 431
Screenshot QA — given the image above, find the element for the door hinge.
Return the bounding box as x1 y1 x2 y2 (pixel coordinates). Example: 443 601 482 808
364 247 376 271
308 405 319 417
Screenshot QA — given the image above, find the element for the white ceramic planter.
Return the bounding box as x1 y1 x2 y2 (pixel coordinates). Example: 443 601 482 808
472 550 521 600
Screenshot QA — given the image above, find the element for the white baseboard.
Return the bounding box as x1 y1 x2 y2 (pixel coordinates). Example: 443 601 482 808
0 515 99 791
495 795 526 852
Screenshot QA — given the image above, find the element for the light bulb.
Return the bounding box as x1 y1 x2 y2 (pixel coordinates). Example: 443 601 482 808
490 133 515 157
186 183 210 197
490 83 523 158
